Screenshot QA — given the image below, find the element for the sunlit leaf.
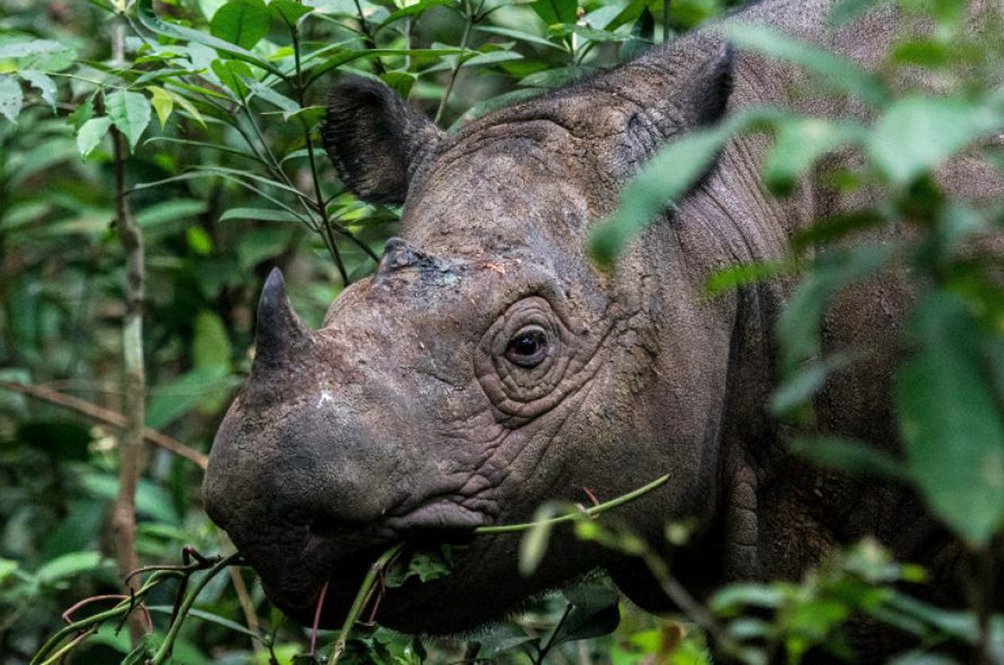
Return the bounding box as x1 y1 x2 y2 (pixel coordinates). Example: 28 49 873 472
148 85 175 127
106 89 152 152
76 116 112 157
868 96 1003 186
211 0 270 49
19 70 56 110
0 74 23 123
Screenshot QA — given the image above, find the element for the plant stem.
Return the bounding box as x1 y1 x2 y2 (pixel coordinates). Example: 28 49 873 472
434 0 478 125
150 553 241 665
329 543 405 664
107 15 147 647
475 474 670 534
663 0 671 43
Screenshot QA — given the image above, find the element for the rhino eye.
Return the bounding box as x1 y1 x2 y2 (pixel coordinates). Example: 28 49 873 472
505 326 548 367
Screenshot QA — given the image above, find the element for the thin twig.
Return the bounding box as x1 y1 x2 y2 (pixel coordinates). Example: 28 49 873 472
108 15 146 646
434 0 477 125
474 474 670 534
0 381 208 469
329 543 405 664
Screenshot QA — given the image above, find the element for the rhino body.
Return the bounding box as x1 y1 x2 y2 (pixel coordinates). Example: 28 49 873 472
204 0 1002 656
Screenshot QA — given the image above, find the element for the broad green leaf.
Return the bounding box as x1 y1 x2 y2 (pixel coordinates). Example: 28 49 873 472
0 39 76 72
764 117 863 194
721 23 889 107
106 90 152 152
220 206 304 223
460 50 524 67
385 545 453 587
474 25 565 50
269 0 313 25
895 291 1004 545
68 96 95 130
547 585 621 648
76 116 112 157
868 96 1003 186
194 310 232 371
212 58 253 98
80 474 181 524
211 0 270 49
248 80 299 113
34 550 105 585
0 74 23 123
0 558 19 584
166 88 207 127
136 199 208 229
704 259 796 296
532 0 578 26
138 0 284 77
146 366 237 430
148 85 174 127
19 70 56 110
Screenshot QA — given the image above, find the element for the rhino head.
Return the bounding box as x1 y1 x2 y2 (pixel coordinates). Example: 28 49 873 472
204 34 749 632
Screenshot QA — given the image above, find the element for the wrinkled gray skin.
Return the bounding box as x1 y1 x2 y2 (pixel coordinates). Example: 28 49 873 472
205 0 1002 657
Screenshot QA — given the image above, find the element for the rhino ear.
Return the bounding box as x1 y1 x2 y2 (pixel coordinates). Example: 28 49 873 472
322 77 444 205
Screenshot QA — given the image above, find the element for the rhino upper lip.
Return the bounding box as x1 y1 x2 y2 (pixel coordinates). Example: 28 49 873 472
306 498 485 546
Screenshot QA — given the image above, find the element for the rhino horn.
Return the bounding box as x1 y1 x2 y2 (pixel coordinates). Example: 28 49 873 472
252 268 312 374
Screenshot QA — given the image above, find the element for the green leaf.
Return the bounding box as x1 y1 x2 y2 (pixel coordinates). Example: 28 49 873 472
193 310 232 371
148 85 174 127
220 206 304 223
212 59 253 98
895 291 1004 545
548 585 621 648
0 558 19 584
704 259 796 296
76 116 112 157
868 96 1003 186
211 0 270 49
0 74 23 123
0 39 76 72
106 90 152 152
721 23 889 107
518 502 561 576
385 545 453 588
532 0 578 26
269 0 313 25
68 96 95 130
764 117 863 194
19 70 56 110
34 550 105 585
474 25 564 50
248 80 299 113
137 0 284 77
789 436 906 481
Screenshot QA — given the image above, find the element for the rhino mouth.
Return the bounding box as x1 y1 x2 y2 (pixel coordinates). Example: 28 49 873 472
237 500 489 629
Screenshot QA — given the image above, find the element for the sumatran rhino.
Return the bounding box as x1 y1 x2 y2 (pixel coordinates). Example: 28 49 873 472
204 0 1002 654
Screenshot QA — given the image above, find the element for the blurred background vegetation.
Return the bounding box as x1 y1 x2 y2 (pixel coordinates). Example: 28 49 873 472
0 0 1001 663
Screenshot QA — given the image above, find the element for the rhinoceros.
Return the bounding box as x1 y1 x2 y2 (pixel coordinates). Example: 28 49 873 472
203 0 1002 656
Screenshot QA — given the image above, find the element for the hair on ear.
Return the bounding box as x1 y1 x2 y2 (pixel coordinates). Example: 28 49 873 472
322 76 443 205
